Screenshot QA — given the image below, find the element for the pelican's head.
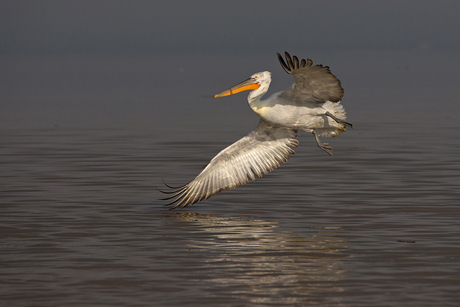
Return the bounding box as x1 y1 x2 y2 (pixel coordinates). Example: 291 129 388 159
214 71 272 99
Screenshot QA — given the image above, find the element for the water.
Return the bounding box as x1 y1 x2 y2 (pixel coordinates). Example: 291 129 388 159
1 49 459 306
1 118 459 306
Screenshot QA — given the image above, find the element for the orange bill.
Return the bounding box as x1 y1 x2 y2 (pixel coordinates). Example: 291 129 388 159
214 78 261 98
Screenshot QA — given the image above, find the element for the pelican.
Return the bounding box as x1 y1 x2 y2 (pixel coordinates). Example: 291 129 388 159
161 52 353 209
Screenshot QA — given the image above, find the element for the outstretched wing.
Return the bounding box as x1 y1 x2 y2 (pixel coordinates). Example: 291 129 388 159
277 51 344 104
161 120 299 209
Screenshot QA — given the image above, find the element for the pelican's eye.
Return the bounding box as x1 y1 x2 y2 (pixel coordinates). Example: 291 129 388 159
253 75 258 79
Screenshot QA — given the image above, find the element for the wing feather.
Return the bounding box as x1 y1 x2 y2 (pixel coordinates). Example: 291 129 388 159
163 120 299 209
276 51 344 104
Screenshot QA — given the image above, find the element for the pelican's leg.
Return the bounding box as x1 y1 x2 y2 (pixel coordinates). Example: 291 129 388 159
325 111 354 129
312 130 333 156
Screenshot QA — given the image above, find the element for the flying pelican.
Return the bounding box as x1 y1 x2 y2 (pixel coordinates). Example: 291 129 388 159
161 52 353 209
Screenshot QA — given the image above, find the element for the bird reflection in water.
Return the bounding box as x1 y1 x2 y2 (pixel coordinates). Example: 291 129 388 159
170 212 348 305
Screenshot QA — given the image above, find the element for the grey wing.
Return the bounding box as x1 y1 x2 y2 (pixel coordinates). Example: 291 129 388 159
277 52 344 104
162 120 299 209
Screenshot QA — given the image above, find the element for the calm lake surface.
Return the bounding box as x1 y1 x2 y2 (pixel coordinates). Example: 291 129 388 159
1 49 459 307
1 117 459 306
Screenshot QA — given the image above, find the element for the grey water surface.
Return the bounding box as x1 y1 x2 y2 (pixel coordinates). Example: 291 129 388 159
1 116 459 306
1 47 460 307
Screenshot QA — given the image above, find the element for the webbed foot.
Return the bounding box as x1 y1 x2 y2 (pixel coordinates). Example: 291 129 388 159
312 130 333 156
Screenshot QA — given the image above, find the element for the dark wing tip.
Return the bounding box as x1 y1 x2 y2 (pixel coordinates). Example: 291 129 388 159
293 55 299 69
277 52 291 74
285 52 295 71
277 51 314 74
158 179 196 210
161 178 184 189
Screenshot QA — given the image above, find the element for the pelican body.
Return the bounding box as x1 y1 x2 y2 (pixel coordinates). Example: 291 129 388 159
162 52 353 209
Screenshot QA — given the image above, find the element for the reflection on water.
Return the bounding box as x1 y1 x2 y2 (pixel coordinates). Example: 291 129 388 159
171 212 348 306
1 121 459 306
